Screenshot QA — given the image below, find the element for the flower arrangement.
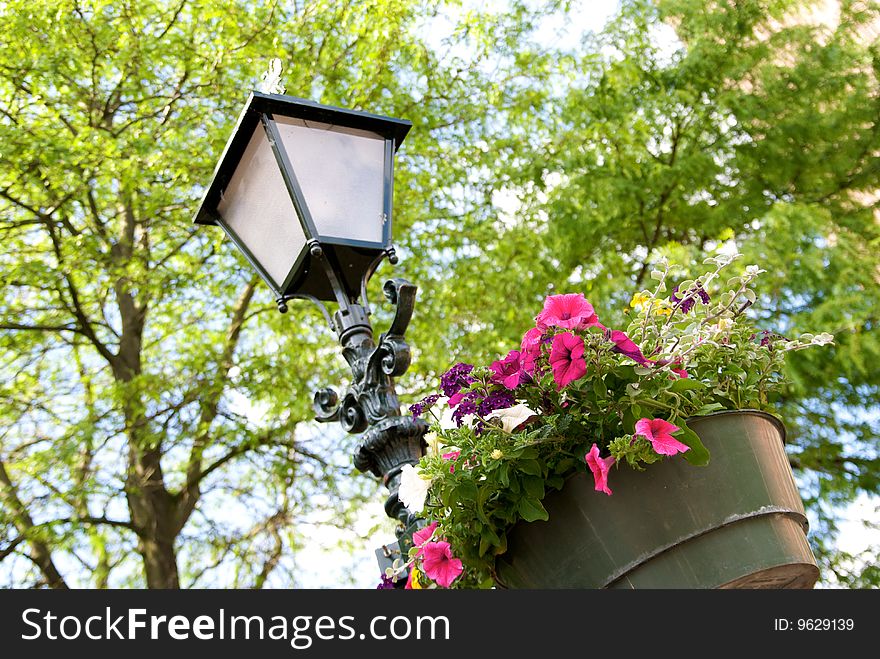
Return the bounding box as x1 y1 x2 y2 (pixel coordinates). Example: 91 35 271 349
386 255 833 589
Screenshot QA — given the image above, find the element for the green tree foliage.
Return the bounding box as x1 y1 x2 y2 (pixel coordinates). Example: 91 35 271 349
0 0 560 587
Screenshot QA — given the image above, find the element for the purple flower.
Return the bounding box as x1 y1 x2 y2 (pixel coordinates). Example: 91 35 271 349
440 363 475 398
751 330 788 347
477 390 516 417
421 541 464 588
536 293 602 330
585 444 615 496
671 284 710 313
635 418 688 456
377 574 395 589
520 327 547 375
451 391 479 427
409 393 440 419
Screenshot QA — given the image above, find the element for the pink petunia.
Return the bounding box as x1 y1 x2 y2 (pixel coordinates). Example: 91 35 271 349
634 418 689 456
441 450 461 473
420 541 464 588
549 332 588 389
412 522 438 556
521 326 543 351
520 327 544 374
447 392 465 407
490 349 524 389
536 293 602 330
608 330 649 365
651 357 690 379
585 443 615 495
669 359 689 378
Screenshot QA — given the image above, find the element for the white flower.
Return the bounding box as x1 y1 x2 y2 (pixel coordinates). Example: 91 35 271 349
432 398 466 431
398 464 432 514
811 332 834 346
424 431 441 455
486 403 538 433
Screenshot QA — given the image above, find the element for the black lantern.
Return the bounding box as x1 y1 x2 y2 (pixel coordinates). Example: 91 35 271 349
194 91 411 309
194 92 427 582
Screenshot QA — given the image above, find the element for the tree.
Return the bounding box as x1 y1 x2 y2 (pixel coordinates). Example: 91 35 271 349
0 0 560 588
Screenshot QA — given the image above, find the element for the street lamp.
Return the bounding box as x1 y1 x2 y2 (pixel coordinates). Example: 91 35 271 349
193 91 428 580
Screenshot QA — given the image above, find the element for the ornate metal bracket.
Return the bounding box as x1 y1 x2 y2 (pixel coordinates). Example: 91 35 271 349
312 279 415 429
311 278 428 530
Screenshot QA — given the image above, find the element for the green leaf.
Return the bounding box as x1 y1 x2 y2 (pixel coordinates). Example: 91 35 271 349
514 447 539 460
518 459 543 476
546 474 565 490
669 378 706 392
478 576 496 589
674 420 710 467
479 526 501 556
518 496 549 522
555 457 576 473
695 402 725 415
499 462 510 487
522 474 545 499
725 364 747 381
452 480 478 501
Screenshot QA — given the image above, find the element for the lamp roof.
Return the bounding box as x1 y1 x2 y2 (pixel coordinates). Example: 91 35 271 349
193 91 412 226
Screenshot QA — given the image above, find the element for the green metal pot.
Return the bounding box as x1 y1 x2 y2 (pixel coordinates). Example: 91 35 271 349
495 410 819 589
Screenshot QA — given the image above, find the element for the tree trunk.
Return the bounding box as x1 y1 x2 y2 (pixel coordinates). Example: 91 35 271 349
138 536 180 589
112 199 182 589
125 444 181 589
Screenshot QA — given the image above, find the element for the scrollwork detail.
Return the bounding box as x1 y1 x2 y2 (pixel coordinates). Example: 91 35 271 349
377 336 411 377
340 392 367 434
313 279 419 436
313 388 340 422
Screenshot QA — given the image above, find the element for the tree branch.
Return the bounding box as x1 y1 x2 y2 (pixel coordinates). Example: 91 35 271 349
0 322 82 333
176 278 257 530
0 459 68 589
39 218 118 366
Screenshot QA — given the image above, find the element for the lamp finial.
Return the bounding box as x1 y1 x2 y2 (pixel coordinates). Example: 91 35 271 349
259 58 286 95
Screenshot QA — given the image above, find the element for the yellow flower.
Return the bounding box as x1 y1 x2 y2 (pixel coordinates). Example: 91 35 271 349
408 567 424 589
630 292 651 309
491 449 504 460
653 300 673 316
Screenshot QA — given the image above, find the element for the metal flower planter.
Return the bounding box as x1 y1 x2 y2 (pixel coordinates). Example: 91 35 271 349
495 410 819 589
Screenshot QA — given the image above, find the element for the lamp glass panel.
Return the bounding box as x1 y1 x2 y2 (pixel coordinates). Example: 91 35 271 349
217 125 306 288
275 116 385 245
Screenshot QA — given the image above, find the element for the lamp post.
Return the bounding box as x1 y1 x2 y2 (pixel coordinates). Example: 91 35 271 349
193 92 427 580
